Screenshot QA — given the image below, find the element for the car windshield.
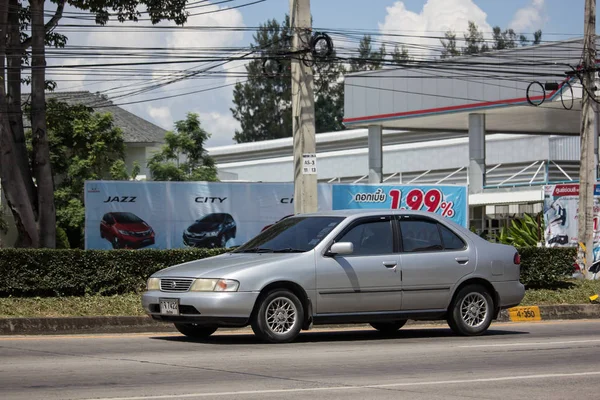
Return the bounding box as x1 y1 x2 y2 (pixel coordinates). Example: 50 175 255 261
112 212 143 223
200 214 227 223
234 216 344 253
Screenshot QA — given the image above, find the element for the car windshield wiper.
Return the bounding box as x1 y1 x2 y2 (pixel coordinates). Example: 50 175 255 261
239 247 274 253
272 248 305 253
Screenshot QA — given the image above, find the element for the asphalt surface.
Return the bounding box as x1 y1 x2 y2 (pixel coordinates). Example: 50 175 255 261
2 321 600 400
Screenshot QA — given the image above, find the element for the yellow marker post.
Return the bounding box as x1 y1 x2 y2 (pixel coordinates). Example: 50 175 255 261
508 306 542 322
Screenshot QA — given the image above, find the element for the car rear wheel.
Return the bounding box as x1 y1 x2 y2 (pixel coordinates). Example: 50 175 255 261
174 323 218 339
251 290 304 343
447 284 493 336
370 320 407 334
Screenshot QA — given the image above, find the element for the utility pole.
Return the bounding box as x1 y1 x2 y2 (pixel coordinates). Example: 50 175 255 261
577 0 596 278
290 0 318 215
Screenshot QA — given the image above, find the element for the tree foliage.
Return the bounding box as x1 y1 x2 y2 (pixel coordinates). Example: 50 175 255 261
231 17 389 143
33 99 127 248
440 21 543 58
497 213 545 248
147 113 218 182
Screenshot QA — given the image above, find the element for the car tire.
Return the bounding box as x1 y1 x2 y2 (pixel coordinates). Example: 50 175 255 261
219 234 227 248
370 320 407 334
174 323 218 339
251 290 304 343
447 284 494 336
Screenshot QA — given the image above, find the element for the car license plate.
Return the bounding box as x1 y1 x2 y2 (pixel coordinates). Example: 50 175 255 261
159 298 179 315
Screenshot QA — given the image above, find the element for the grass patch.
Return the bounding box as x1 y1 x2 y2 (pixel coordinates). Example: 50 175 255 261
521 279 600 306
1 280 600 318
0 293 145 318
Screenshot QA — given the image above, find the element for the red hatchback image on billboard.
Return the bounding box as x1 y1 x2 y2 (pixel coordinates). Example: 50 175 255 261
100 212 155 249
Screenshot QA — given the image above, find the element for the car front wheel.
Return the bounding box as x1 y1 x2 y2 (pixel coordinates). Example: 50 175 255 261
448 284 493 336
174 323 218 339
251 290 304 343
370 320 407 334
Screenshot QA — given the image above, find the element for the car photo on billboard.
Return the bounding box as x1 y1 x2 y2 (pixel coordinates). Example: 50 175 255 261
100 212 155 249
183 213 236 248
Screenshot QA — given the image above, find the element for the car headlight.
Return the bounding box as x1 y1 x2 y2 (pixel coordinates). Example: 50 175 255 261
190 278 239 292
147 278 160 291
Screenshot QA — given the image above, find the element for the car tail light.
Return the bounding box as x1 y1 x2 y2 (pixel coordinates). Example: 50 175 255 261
513 252 521 265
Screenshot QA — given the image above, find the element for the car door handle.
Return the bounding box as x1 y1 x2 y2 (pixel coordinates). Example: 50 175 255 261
455 257 469 264
383 261 397 269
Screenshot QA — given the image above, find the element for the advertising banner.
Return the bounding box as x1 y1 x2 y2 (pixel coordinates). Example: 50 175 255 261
332 184 468 227
85 181 468 250
543 183 600 261
85 181 333 250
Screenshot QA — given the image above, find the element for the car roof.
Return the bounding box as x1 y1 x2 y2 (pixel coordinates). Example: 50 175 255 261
295 209 447 218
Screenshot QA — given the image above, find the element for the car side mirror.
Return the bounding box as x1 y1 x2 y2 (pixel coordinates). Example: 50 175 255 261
327 242 353 256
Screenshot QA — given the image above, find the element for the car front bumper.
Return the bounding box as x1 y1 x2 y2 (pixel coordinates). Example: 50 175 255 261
493 281 526 309
142 290 260 326
182 234 219 248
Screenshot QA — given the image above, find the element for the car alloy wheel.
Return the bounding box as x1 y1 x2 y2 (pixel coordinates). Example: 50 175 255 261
265 297 297 335
251 289 304 343
460 293 488 328
448 284 493 336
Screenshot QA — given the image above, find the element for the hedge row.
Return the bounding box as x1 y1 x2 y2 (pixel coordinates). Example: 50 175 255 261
0 247 577 297
0 248 227 297
519 247 576 289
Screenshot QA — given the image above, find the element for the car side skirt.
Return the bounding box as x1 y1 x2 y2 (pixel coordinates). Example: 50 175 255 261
312 309 447 325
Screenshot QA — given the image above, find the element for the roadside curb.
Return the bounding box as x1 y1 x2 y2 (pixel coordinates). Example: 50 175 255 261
0 304 598 335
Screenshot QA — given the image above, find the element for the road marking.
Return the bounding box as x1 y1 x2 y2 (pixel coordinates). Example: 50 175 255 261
83 371 600 399
460 339 600 348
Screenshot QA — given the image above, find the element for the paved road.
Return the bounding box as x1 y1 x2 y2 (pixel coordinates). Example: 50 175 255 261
2 321 600 400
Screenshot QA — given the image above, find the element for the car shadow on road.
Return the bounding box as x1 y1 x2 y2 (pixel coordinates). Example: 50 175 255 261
149 327 529 345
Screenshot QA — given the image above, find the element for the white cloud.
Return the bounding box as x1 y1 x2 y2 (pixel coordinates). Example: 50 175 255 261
200 111 240 147
378 0 493 57
509 0 546 32
147 106 173 129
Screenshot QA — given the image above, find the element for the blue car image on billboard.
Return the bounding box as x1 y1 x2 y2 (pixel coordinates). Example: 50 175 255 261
183 213 237 248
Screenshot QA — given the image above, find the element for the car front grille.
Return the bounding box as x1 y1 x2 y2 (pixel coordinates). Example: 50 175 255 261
132 229 152 237
160 278 193 292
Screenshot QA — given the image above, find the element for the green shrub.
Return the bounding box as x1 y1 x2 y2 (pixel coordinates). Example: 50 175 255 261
518 247 576 289
0 248 227 297
55 227 71 249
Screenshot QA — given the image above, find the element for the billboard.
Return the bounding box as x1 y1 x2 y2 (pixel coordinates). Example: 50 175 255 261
543 183 600 262
332 184 468 227
85 181 468 250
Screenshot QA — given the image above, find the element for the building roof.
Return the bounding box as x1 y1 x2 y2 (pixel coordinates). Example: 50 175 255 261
22 91 167 144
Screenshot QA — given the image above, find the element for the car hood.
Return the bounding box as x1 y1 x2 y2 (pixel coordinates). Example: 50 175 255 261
115 222 150 232
152 252 303 279
187 222 220 233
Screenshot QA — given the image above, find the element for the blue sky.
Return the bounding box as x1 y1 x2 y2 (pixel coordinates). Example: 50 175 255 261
51 0 591 147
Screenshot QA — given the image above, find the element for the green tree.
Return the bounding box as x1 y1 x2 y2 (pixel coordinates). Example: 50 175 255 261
463 21 489 55
392 45 411 63
0 0 189 248
231 17 293 143
147 113 218 182
39 99 126 248
492 26 518 50
232 17 385 143
533 30 543 45
350 35 386 72
440 32 461 59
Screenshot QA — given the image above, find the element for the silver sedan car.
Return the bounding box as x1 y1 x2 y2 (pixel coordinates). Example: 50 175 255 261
142 210 525 343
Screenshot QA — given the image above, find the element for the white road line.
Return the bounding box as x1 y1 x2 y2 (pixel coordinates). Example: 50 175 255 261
460 339 600 348
83 371 600 400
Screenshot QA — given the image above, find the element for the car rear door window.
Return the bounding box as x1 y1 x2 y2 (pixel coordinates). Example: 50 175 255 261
439 224 466 250
337 219 393 255
398 219 443 252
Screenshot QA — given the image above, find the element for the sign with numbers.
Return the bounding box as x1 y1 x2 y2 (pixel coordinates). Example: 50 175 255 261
508 306 542 322
302 153 317 175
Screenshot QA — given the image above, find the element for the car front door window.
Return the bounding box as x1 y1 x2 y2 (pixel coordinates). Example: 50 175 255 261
337 220 393 255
